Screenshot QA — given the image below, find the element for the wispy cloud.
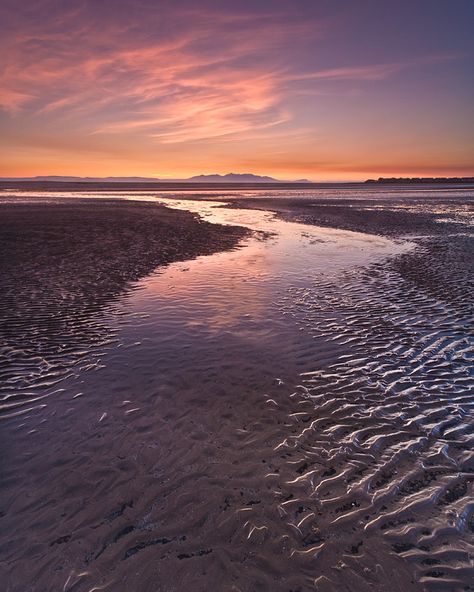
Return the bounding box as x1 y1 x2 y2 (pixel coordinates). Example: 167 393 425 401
3 2 458 144
1 0 470 179
0 3 312 143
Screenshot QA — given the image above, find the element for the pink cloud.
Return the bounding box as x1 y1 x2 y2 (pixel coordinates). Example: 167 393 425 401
0 2 462 145
0 7 304 141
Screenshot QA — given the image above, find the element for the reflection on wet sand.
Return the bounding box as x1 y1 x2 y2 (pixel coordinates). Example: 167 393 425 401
0 198 248 420
1 189 472 591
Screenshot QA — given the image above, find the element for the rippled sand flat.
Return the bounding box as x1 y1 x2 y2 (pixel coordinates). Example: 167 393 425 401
0 198 248 420
0 188 472 591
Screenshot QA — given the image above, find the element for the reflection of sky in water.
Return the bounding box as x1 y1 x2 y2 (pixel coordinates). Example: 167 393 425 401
0 188 416 352
115 197 410 356
1 189 412 343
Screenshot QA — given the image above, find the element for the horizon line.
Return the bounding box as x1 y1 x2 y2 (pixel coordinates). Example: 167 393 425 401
2 173 474 185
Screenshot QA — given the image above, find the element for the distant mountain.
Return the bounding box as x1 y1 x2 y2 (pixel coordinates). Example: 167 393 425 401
188 173 278 183
0 173 311 183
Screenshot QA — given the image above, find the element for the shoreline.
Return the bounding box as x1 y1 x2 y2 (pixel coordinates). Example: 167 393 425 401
0 197 249 418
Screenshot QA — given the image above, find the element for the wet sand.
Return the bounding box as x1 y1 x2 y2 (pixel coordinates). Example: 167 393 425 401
0 198 249 417
224 191 473 235
226 192 474 310
1 190 473 592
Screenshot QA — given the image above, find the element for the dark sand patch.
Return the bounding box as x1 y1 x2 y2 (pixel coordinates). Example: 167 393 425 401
223 194 473 237
0 198 249 417
0 198 249 305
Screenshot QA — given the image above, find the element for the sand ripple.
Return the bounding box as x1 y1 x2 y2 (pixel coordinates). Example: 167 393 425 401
1 199 472 591
266 236 474 590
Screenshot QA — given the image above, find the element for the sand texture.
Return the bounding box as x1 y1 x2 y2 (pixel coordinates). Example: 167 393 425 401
0 189 472 591
0 198 249 418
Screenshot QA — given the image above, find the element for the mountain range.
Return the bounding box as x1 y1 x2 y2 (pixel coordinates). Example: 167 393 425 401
0 173 311 183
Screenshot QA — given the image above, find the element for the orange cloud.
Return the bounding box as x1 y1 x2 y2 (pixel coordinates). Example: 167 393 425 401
0 1 471 179
0 11 302 142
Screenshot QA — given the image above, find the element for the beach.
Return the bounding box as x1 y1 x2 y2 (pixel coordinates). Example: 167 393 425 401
0 186 473 592
0 197 249 417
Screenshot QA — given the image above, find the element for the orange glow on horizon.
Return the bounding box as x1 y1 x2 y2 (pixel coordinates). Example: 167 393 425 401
1 2 473 181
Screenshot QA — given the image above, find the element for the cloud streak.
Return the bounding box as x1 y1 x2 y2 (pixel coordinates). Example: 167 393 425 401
2 1 457 144
1 0 472 178
0 2 312 142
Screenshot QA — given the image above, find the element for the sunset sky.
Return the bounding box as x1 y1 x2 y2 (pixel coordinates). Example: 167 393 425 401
1 0 473 181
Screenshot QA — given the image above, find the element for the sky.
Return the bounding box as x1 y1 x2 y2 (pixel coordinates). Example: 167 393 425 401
1 0 473 181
